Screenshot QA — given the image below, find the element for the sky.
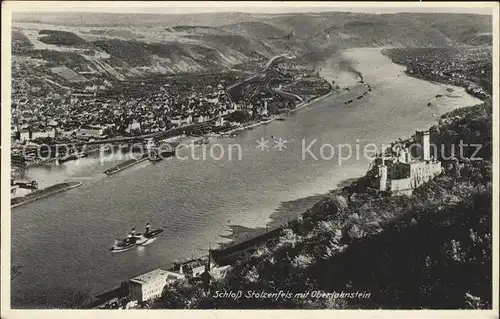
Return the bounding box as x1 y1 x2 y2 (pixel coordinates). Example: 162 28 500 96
5 1 495 15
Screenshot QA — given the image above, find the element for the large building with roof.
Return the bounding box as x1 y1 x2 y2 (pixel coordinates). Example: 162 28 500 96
127 268 185 303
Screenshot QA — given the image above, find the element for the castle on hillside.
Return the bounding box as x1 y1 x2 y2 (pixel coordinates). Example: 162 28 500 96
370 130 443 196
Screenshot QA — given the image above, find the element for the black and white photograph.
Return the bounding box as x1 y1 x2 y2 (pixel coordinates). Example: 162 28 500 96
1 1 498 316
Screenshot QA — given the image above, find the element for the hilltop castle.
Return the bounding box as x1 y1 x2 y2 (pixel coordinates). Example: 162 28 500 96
370 130 443 196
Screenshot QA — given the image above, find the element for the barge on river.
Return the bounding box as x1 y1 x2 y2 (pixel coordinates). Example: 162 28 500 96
104 155 149 176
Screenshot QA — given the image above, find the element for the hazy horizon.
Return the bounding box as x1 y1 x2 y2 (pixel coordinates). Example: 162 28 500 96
6 1 495 16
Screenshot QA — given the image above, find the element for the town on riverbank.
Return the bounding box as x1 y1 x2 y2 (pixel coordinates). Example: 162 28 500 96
11 54 333 179
383 46 492 100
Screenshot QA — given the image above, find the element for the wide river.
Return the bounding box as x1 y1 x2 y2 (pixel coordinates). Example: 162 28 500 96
11 48 482 307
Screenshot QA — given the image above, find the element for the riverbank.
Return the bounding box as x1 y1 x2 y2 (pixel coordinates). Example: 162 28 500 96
289 89 336 114
381 47 492 101
216 88 335 137
11 181 83 209
219 177 358 248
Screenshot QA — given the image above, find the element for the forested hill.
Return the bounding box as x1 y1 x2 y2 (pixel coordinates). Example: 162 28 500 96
12 11 492 79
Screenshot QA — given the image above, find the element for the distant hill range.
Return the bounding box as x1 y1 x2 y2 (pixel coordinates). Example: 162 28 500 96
11 11 492 81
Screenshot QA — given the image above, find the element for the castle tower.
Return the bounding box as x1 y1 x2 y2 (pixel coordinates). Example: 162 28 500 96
398 148 406 163
415 130 430 161
398 148 411 163
405 149 411 163
378 165 388 191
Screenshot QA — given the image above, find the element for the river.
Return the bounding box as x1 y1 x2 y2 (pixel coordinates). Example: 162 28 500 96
10 48 482 307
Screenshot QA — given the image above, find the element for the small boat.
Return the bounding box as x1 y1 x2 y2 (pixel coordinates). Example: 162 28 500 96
110 225 164 252
110 238 138 252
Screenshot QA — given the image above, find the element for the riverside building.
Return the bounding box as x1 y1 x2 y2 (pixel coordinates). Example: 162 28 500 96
127 268 185 303
370 130 443 195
